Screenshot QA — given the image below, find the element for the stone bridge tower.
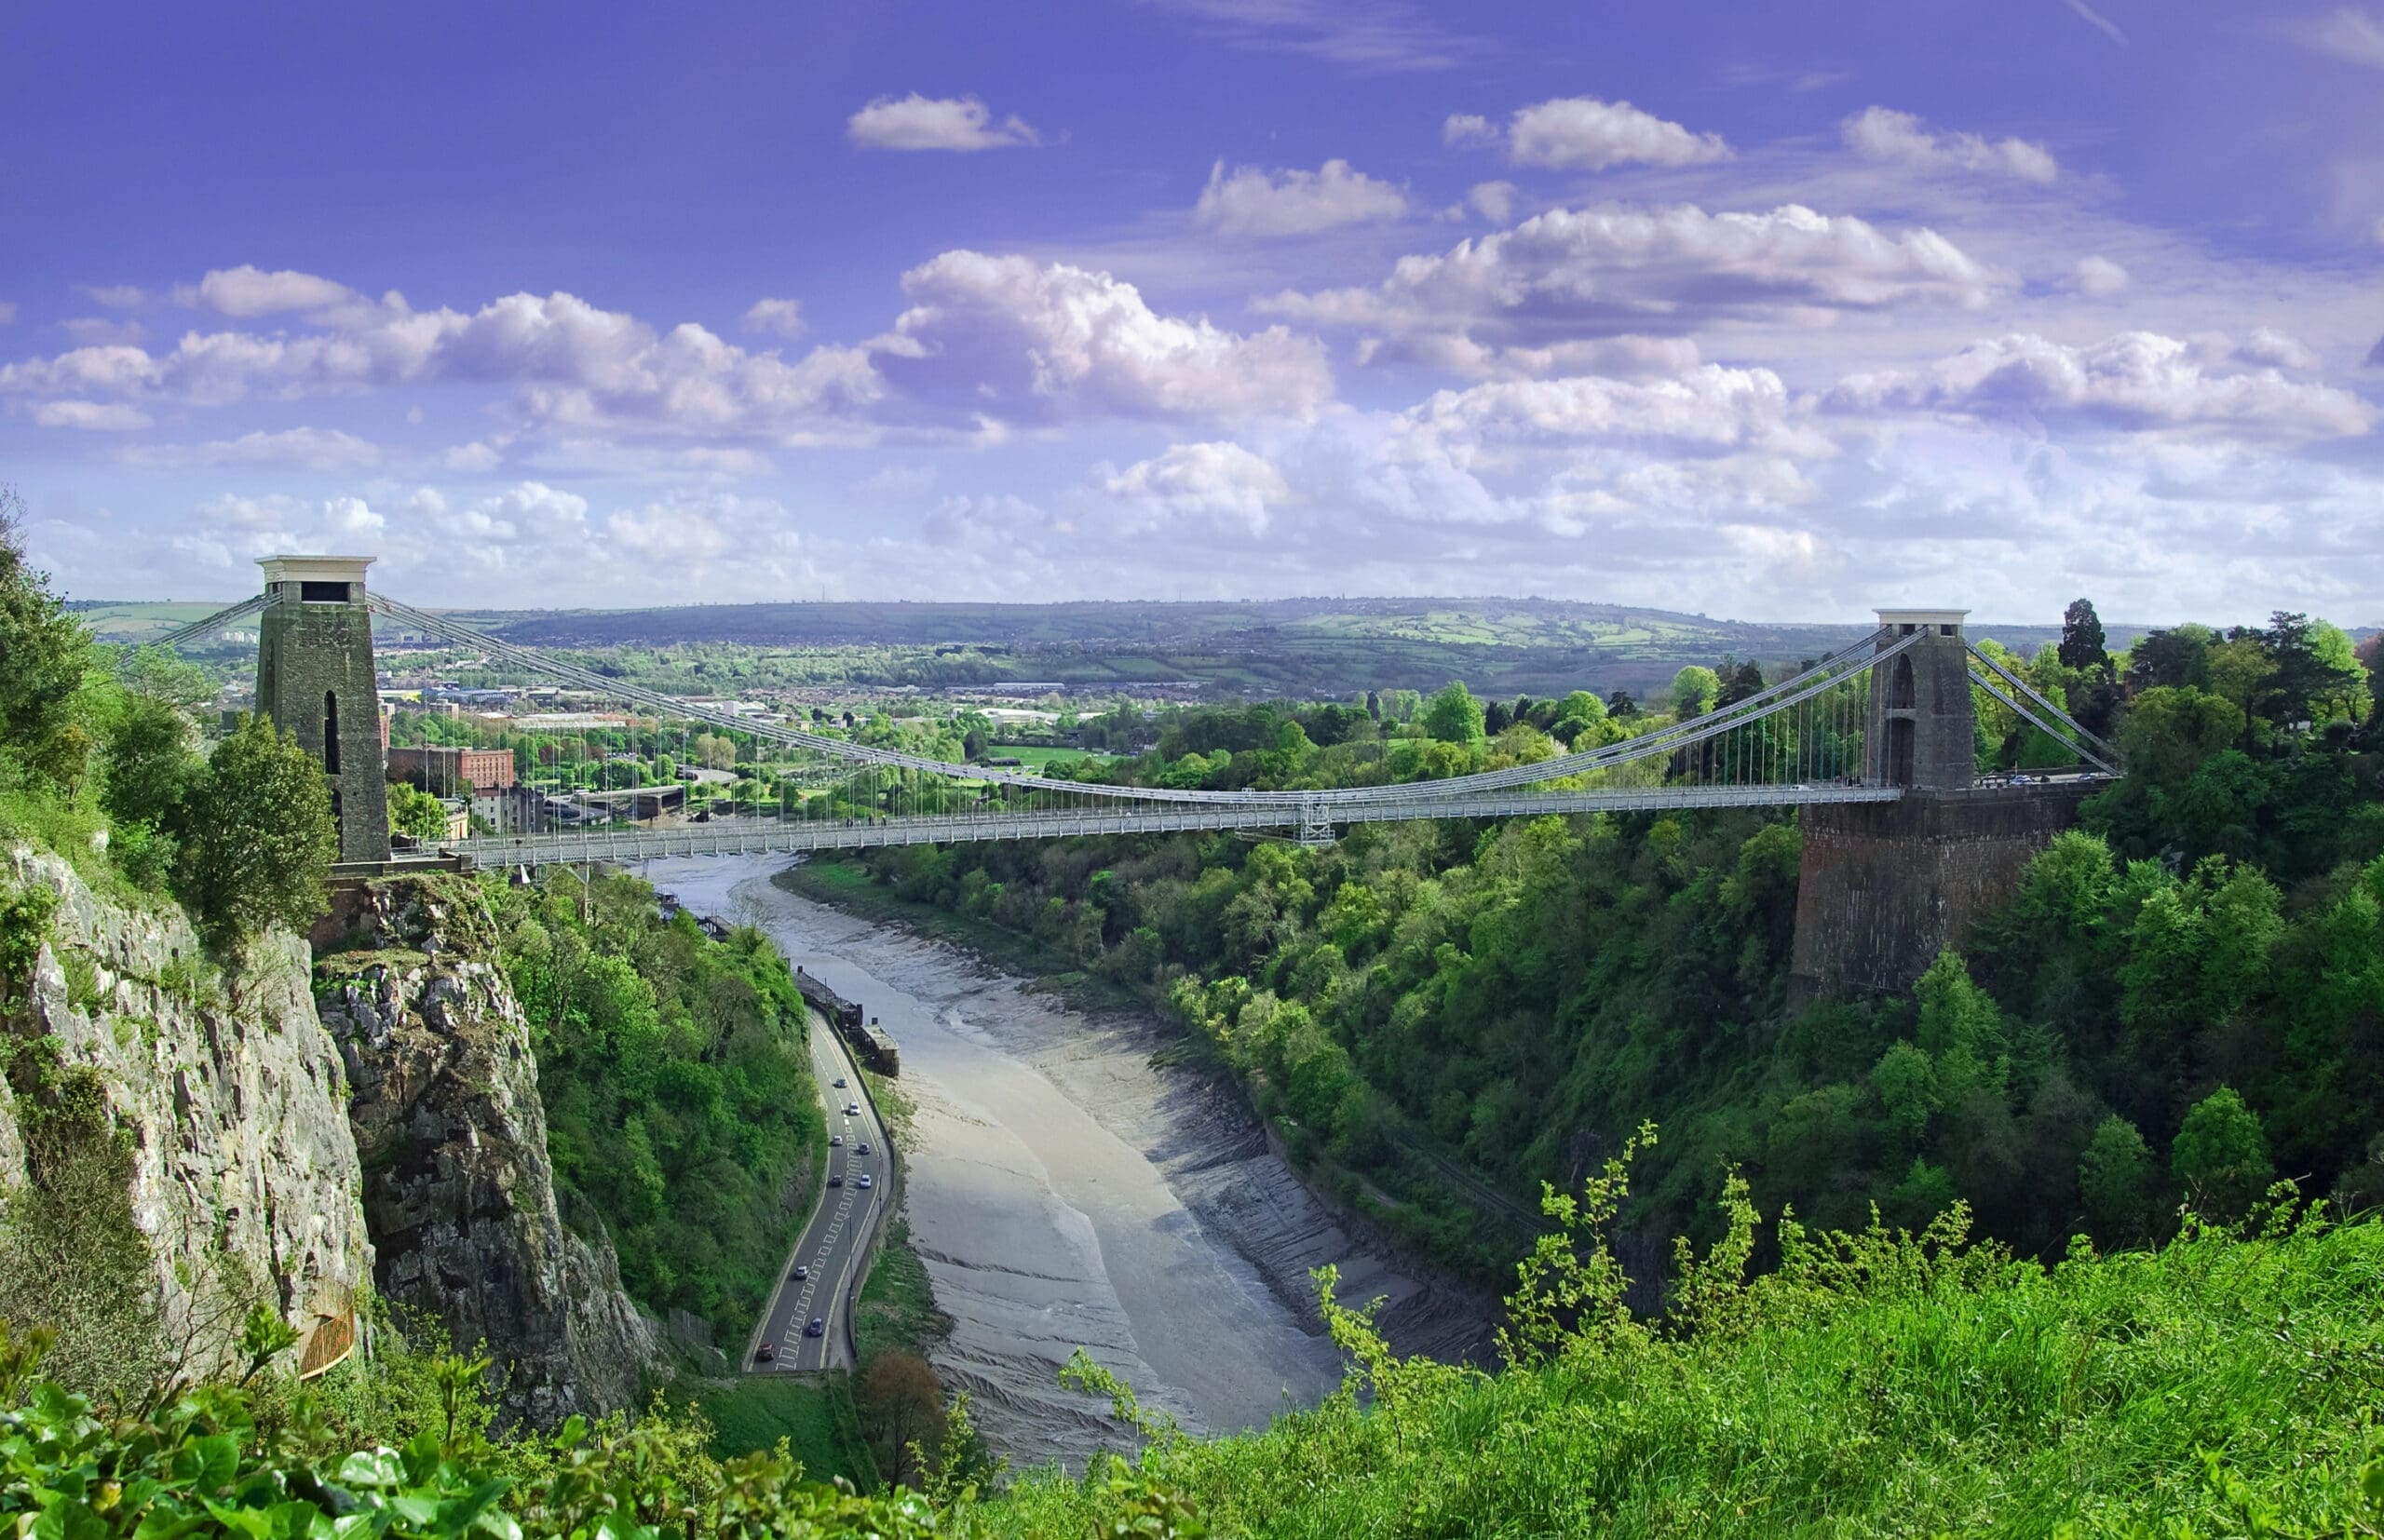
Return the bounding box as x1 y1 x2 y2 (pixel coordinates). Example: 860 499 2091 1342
255 556 389 865
1790 607 2088 995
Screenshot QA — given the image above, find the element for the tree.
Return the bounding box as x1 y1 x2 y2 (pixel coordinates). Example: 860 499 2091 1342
2171 1087 2273 1222
175 715 337 949
2079 1114 2153 1243
1871 1041 1939 1142
2116 687 2243 784
0 486 97 790
1605 690 1640 718
1671 666 1721 720
857 1349 946 1487
100 692 198 833
1421 682 1486 746
386 780 451 843
2059 598 2110 674
2125 626 2215 696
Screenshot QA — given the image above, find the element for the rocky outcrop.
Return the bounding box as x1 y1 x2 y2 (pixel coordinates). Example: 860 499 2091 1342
311 874 653 1428
0 845 373 1372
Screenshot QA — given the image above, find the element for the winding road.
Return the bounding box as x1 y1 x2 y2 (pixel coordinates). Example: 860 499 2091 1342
742 1003 888 1373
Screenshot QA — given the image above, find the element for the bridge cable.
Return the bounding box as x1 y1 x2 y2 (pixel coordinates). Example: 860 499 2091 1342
1966 669 2120 775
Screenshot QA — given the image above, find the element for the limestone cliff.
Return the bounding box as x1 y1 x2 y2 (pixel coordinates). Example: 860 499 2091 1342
0 845 373 1372
312 875 654 1428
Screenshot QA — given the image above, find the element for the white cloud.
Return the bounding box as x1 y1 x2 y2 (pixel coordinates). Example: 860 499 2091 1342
1443 113 1498 147
2284 6 2384 68
1148 0 1470 73
1265 202 2006 360
2062 0 2128 47
1 278 886 440
1505 96 1730 171
78 284 151 309
192 264 356 317
122 426 382 469
847 94 1042 151
887 250 1334 422
60 317 144 345
0 302 15 325
1841 107 2059 183
1194 158 1408 236
741 298 806 338
1403 364 1822 456
2072 256 2130 296
1467 181 1516 223
34 399 151 430
1827 331 2375 440
1359 332 1704 381
1101 440 1291 533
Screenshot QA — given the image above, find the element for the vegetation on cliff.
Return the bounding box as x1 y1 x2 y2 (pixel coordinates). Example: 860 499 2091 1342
484 869 825 1343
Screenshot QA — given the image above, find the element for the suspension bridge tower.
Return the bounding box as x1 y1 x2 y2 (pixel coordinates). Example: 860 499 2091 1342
255 556 391 865
1791 607 2087 995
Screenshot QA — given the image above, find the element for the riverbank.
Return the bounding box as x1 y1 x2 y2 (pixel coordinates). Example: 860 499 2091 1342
638 855 1495 1472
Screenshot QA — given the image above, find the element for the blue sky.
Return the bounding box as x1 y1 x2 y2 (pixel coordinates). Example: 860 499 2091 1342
4 0 2382 622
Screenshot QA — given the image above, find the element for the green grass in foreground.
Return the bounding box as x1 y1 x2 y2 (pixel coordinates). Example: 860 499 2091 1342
674 1373 872 1489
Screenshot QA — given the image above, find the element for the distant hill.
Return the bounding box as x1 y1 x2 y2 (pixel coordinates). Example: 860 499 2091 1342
485 596 2123 701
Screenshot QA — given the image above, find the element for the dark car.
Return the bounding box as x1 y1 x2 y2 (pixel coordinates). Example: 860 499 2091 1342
755 1342 777 1363
856 1142 872 1156
693 809 712 823
792 1263 809 1280
829 1173 844 1187
833 1077 847 1088
804 1317 825 1338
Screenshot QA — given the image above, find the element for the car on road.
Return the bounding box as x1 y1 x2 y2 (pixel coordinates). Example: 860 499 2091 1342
858 1173 873 1190
829 1173 844 1187
857 1142 871 1155
805 1317 825 1338
755 1342 776 1363
833 1077 847 1088
792 1263 809 1280
846 1101 860 1115
829 1134 843 1147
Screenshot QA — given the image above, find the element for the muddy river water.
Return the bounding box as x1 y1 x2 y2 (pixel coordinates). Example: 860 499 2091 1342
639 856 1490 1470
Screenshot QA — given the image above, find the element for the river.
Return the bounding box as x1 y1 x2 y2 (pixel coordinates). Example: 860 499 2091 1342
638 856 1492 1471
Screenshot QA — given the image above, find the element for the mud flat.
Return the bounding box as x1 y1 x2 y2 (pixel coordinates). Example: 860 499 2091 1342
639 856 1494 1471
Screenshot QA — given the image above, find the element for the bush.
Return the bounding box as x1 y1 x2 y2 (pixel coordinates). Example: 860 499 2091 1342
174 715 337 949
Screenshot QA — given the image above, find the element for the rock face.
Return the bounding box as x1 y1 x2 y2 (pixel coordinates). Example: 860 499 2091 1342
0 845 374 1369
312 874 653 1428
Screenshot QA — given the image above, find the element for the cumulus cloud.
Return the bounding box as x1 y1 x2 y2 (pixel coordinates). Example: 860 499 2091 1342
741 298 806 338
1358 332 1703 381
2072 256 2130 296
1100 440 1291 532
0 271 886 440
886 250 1334 422
122 426 382 469
1194 158 1408 236
1443 113 1498 147
1402 365 1823 457
1841 107 2059 183
34 399 150 430
1265 202 2006 361
847 94 1042 151
192 264 357 317
1467 181 1516 223
1503 96 1730 170
2283 6 2384 67
1827 331 2375 439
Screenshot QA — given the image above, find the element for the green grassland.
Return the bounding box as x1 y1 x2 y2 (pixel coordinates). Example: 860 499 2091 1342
673 1373 874 1488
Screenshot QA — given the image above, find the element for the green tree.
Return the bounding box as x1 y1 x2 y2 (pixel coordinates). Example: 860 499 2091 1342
175 715 337 948
1420 682 1486 746
2172 1087 2273 1222
2079 1114 2153 1243
0 486 97 790
1870 1040 1938 1142
1670 666 1721 720
2117 686 2243 784
2059 598 2110 674
386 781 451 843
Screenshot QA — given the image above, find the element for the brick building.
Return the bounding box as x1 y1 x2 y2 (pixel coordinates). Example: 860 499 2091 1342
385 744 517 795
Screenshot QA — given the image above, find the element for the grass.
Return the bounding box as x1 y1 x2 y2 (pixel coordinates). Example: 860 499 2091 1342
851 1212 946 1369
670 1373 875 1490
985 745 1121 767
983 1210 2384 1537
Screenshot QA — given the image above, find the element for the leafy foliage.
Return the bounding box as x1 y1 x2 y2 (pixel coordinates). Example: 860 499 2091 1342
175 716 339 949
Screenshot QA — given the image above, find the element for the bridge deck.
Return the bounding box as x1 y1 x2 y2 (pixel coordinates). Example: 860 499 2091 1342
455 783 1903 868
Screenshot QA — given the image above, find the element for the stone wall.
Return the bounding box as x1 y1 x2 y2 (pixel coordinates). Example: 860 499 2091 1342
1791 785 2093 993
257 597 390 864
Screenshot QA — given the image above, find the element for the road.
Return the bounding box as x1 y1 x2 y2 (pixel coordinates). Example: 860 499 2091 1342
744 1006 888 1374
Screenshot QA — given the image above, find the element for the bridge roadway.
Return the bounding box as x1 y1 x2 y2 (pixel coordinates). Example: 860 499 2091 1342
456 782 1904 869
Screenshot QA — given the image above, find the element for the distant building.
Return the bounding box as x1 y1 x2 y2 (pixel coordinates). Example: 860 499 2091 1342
386 744 517 795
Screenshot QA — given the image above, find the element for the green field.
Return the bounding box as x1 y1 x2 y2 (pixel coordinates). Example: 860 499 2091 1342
987 744 1122 767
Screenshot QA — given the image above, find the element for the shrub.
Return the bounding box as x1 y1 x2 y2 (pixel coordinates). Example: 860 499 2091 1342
174 715 337 950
